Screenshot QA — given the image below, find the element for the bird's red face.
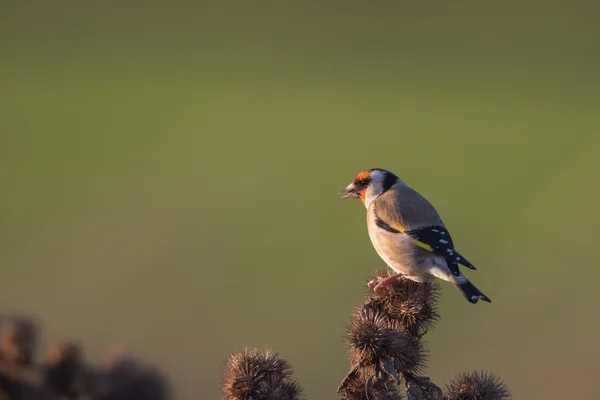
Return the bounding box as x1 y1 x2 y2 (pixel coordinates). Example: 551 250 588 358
340 170 372 204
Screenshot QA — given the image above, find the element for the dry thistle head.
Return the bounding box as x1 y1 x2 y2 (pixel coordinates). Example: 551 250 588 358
338 368 403 400
86 349 170 400
266 380 304 400
0 315 37 365
44 341 82 366
346 308 423 375
85 352 140 400
445 370 511 400
367 270 440 337
43 340 84 399
222 348 303 400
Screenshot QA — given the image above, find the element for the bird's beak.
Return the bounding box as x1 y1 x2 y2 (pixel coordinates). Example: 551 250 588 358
340 183 359 199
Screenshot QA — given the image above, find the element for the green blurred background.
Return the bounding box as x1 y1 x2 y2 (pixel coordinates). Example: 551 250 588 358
1 1 599 398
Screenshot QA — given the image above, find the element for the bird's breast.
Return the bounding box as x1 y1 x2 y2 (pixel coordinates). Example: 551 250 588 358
366 217 418 274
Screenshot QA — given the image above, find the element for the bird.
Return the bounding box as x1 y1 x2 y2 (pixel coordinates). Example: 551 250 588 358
340 168 491 304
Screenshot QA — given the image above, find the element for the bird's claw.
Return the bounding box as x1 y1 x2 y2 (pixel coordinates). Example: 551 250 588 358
367 278 380 290
367 275 400 295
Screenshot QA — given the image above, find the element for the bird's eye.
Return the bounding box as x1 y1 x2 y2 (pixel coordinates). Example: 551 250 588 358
355 179 370 189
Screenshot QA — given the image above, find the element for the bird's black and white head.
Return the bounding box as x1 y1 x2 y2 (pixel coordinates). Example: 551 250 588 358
340 168 402 208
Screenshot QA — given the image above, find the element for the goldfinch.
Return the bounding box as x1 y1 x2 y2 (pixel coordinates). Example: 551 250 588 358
340 168 491 304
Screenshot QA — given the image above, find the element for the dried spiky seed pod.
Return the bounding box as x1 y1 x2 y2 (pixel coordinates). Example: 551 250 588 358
445 370 511 400
338 368 403 400
346 308 423 374
367 271 440 337
383 297 439 338
86 350 170 400
222 348 303 400
0 316 37 365
368 270 439 302
267 380 303 400
43 340 84 399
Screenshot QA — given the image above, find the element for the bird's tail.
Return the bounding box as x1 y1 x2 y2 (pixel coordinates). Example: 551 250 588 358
454 279 491 304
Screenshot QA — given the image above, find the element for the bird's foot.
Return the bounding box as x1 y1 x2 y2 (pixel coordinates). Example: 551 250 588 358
367 274 402 295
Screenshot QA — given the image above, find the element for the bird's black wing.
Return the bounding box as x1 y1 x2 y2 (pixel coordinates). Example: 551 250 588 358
404 225 477 277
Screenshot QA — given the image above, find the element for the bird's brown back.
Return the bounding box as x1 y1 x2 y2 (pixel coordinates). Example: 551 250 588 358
371 184 444 231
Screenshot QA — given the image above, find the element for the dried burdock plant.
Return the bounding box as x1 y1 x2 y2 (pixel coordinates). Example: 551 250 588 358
345 308 424 375
402 372 443 400
85 349 170 400
337 367 403 400
445 370 511 400
0 315 43 399
337 272 510 400
0 315 38 366
43 340 85 399
0 314 172 400
264 380 303 400
222 348 303 400
338 273 431 399
366 270 440 338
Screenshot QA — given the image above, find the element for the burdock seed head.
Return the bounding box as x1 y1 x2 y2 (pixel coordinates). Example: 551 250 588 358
85 349 170 400
367 270 440 337
0 315 38 365
338 369 404 400
385 297 439 338
445 370 511 400
42 340 84 398
222 348 303 400
346 308 423 374
267 380 304 400
368 270 440 306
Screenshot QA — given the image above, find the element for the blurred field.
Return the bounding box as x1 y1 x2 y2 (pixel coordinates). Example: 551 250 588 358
1 1 599 398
